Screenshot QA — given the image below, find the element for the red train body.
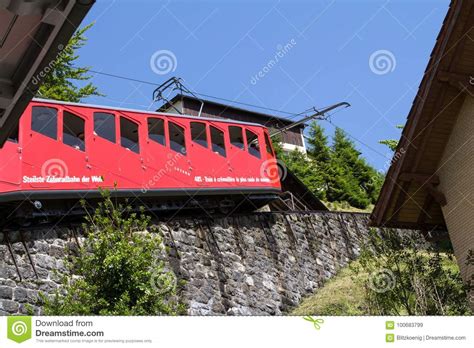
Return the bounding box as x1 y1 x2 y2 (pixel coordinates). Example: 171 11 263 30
0 99 281 214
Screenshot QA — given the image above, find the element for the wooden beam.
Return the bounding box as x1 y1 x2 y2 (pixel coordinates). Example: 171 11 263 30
427 184 447 206
399 172 440 185
390 181 412 224
417 194 434 225
437 70 474 94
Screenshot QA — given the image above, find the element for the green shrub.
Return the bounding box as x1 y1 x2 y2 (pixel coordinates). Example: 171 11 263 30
355 229 471 315
42 190 185 315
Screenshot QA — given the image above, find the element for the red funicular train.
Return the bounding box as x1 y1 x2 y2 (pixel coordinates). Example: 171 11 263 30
0 99 281 217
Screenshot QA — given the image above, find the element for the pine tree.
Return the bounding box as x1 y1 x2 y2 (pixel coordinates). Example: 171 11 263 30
38 23 102 102
281 149 327 200
307 122 331 163
327 128 374 208
275 123 383 210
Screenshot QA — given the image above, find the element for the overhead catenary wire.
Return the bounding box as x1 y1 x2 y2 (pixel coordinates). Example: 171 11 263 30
85 69 389 160
87 69 308 118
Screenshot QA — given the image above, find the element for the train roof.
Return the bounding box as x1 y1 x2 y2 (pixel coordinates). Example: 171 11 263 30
31 98 266 128
159 93 306 128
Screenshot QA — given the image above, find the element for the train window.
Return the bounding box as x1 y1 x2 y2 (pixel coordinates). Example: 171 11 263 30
246 129 261 159
169 122 186 155
229 126 244 149
63 111 85 151
32 106 57 140
191 122 208 148
7 125 18 143
94 112 116 143
120 117 140 154
210 126 226 157
264 133 274 156
148 118 165 146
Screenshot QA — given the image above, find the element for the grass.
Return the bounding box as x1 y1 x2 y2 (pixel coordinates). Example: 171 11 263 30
291 261 369 316
323 201 374 213
291 254 470 316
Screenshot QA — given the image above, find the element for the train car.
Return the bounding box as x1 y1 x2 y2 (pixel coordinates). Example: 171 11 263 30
0 99 281 218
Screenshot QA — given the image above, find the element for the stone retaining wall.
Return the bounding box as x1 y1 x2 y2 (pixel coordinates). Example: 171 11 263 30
0 211 384 315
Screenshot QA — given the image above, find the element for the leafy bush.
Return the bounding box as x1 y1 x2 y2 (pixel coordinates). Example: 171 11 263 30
354 229 471 315
42 191 185 315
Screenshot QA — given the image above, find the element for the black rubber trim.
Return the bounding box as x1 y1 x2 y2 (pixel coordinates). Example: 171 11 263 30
0 187 281 203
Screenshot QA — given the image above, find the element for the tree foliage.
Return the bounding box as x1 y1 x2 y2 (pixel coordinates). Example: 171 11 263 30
379 125 404 152
38 23 102 102
42 191 185 315
354 229 471 315
277 122 383 209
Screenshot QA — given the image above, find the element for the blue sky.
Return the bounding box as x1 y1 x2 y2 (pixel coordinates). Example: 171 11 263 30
77 0 449 170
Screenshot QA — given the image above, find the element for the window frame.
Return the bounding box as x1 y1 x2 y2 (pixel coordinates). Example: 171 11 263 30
246 129 261 159
210 125 227 158
229 125 245 150
190 122 208 148
147 117 166 147
168 121 187 155
31 106 58 140
264 132 274 156
119 116 140 154
93 112 116 144
62 110 86 152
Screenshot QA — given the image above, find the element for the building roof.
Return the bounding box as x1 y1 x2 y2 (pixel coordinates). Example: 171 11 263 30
158 93 306 128
0 0 95 147
370 0 474 230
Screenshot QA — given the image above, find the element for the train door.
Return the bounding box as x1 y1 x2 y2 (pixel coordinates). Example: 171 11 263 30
261 130 280 185
209 124 232 187
143 116 172 190
89 111 119 188
166 119 192 188
227 125 248 184
22 105 62 189
116 115 143 188
189 121 211 187
244 128 263 186
56 108 89 189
